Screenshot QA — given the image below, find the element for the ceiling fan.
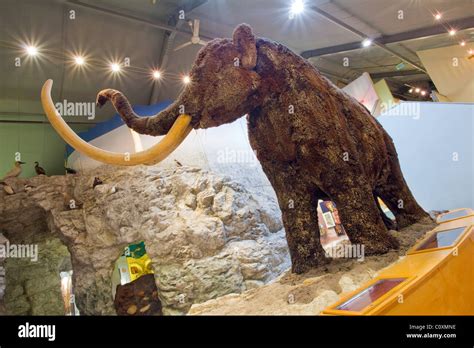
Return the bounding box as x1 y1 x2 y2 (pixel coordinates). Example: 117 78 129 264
174 19 208 51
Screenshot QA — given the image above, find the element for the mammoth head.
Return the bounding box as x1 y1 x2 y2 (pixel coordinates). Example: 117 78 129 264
188 23 261 128
40 24 261 166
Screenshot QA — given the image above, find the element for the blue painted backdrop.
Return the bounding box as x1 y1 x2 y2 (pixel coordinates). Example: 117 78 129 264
378 102 473 211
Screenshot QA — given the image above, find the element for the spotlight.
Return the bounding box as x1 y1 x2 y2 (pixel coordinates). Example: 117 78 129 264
469 49 474 55
434 13 442 20
362 39 372 47
25 45 38 56
415 88 420 93
449 29 456 36
408 88 413 93
183 75 191 84
460 41 466 47
111 63 121 72
74 56 85 65
290 0 305 17
152 70 161 79
420 90 427 96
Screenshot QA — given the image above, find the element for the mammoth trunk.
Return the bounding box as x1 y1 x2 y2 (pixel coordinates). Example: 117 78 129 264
144 100 189 136
98 89 187 136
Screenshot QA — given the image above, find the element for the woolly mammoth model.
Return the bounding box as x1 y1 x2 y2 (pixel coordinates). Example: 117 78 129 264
41 24 428 273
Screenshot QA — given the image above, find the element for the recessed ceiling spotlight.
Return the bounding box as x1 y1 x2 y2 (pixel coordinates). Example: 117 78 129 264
25 45 38 56
152 70 161 79
408 88 413 93
362 39 372 47
111 63 121 72
74 56 85 65
434 13 442 20
469 49 474 55
420 90 427 96
460 41 466 47
183 75 191 84
449 29 457 36
290 0 305 17
415 88 420 93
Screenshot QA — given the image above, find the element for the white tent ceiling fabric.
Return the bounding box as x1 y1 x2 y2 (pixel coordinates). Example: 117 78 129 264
342 72 380 115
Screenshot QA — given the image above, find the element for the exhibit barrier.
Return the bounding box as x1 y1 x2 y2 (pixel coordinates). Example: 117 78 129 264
322 208 474 315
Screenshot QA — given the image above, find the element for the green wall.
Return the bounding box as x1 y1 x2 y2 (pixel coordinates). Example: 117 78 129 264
0 121 89 178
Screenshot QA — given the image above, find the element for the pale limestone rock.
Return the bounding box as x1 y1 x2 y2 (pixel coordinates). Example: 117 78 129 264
0 165 289 315
184 192 197 209
196 189 215 209
338 275 358 293
93 183 112 194
244 280 264 290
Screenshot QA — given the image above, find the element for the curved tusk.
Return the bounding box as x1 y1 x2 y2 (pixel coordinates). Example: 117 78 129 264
41 79 192 166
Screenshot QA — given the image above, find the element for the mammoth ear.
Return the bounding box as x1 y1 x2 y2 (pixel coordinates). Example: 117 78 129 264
233 23 257 69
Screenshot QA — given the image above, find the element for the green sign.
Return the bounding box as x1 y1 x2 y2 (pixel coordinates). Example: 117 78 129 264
123 241 147 259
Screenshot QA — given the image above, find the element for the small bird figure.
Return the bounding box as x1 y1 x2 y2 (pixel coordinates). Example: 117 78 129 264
34 161 46 176
174 159 183 167
2 184 15 195
65 167 77 175
93 177 103 188
1 161 25 181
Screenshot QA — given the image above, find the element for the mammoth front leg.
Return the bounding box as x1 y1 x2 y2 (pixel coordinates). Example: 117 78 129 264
262 164 329 274
324 177 399 255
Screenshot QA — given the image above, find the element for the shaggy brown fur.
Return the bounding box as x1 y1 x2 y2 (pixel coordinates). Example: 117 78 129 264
97 24 428 273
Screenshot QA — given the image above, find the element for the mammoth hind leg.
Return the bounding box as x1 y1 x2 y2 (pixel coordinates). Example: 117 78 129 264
377 133 430 228
324 178 399 255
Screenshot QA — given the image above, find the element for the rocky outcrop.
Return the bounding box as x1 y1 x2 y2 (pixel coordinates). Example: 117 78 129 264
0 165 289 315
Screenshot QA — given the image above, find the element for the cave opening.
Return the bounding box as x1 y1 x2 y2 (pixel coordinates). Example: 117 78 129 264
111 240 163 316
0 197 79 316
1 230 76 315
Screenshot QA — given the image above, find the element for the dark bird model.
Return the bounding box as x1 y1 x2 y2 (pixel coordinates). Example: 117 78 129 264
65 167 77 174
34 161 46 175
93 177 103 188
